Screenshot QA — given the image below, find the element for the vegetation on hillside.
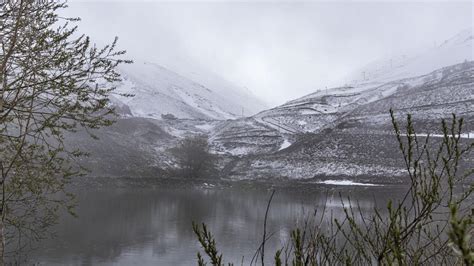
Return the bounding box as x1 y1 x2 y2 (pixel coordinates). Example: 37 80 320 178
170 135 217 178
193 111 473 265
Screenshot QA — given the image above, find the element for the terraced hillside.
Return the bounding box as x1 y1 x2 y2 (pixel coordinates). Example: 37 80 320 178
210 118 283 156
219 62 474 181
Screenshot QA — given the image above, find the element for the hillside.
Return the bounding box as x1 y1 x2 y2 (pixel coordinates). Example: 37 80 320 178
347 28 473 84
113 61 267 120
66 61 473 182
220 62 474 181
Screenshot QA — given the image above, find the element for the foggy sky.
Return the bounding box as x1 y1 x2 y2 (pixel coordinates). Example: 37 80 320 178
64 1 473 106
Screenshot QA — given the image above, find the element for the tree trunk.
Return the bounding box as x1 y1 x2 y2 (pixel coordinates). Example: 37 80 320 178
0 217 5 266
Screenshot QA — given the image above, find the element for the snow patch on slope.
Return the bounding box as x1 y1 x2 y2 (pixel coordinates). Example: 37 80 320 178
315 180 381 186
279 139 291 151
114 61 267 120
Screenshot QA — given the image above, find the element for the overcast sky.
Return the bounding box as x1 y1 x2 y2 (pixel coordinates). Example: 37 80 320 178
64 1 473 105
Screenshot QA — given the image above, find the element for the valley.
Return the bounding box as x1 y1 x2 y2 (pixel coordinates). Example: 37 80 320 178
69 60 474 183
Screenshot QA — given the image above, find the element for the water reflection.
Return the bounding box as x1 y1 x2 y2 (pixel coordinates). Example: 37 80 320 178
28 183 406 265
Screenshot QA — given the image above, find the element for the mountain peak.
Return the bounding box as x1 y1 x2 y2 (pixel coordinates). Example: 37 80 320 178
114 60 267 120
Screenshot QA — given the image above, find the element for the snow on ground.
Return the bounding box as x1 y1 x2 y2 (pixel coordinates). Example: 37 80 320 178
164 127 187 138
114 61 267 120
279 139 292 151
195 123 215 131
315 180 382 186
227 147 253 156
400 133 474 139
300 109 320 115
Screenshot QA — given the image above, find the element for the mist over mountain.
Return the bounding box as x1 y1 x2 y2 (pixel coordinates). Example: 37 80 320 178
67 29 474 183
347 27 473 84
113 61 267 120
10 1 474 264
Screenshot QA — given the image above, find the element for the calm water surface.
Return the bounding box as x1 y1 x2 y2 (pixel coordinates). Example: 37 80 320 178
27 180 408 265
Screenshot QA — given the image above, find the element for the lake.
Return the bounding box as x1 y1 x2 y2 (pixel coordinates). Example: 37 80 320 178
25 179 410 265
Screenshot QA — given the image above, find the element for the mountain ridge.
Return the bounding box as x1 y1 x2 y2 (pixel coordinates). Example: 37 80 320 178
346 27 473 85
113 61 267 120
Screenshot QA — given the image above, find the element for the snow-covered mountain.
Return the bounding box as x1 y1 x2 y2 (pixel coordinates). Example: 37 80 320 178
113 61 267 120
219 61 474 181
210 73 422 155
70 62 473 181
347 28 473 84
69 29 473 182
229 29 474 139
